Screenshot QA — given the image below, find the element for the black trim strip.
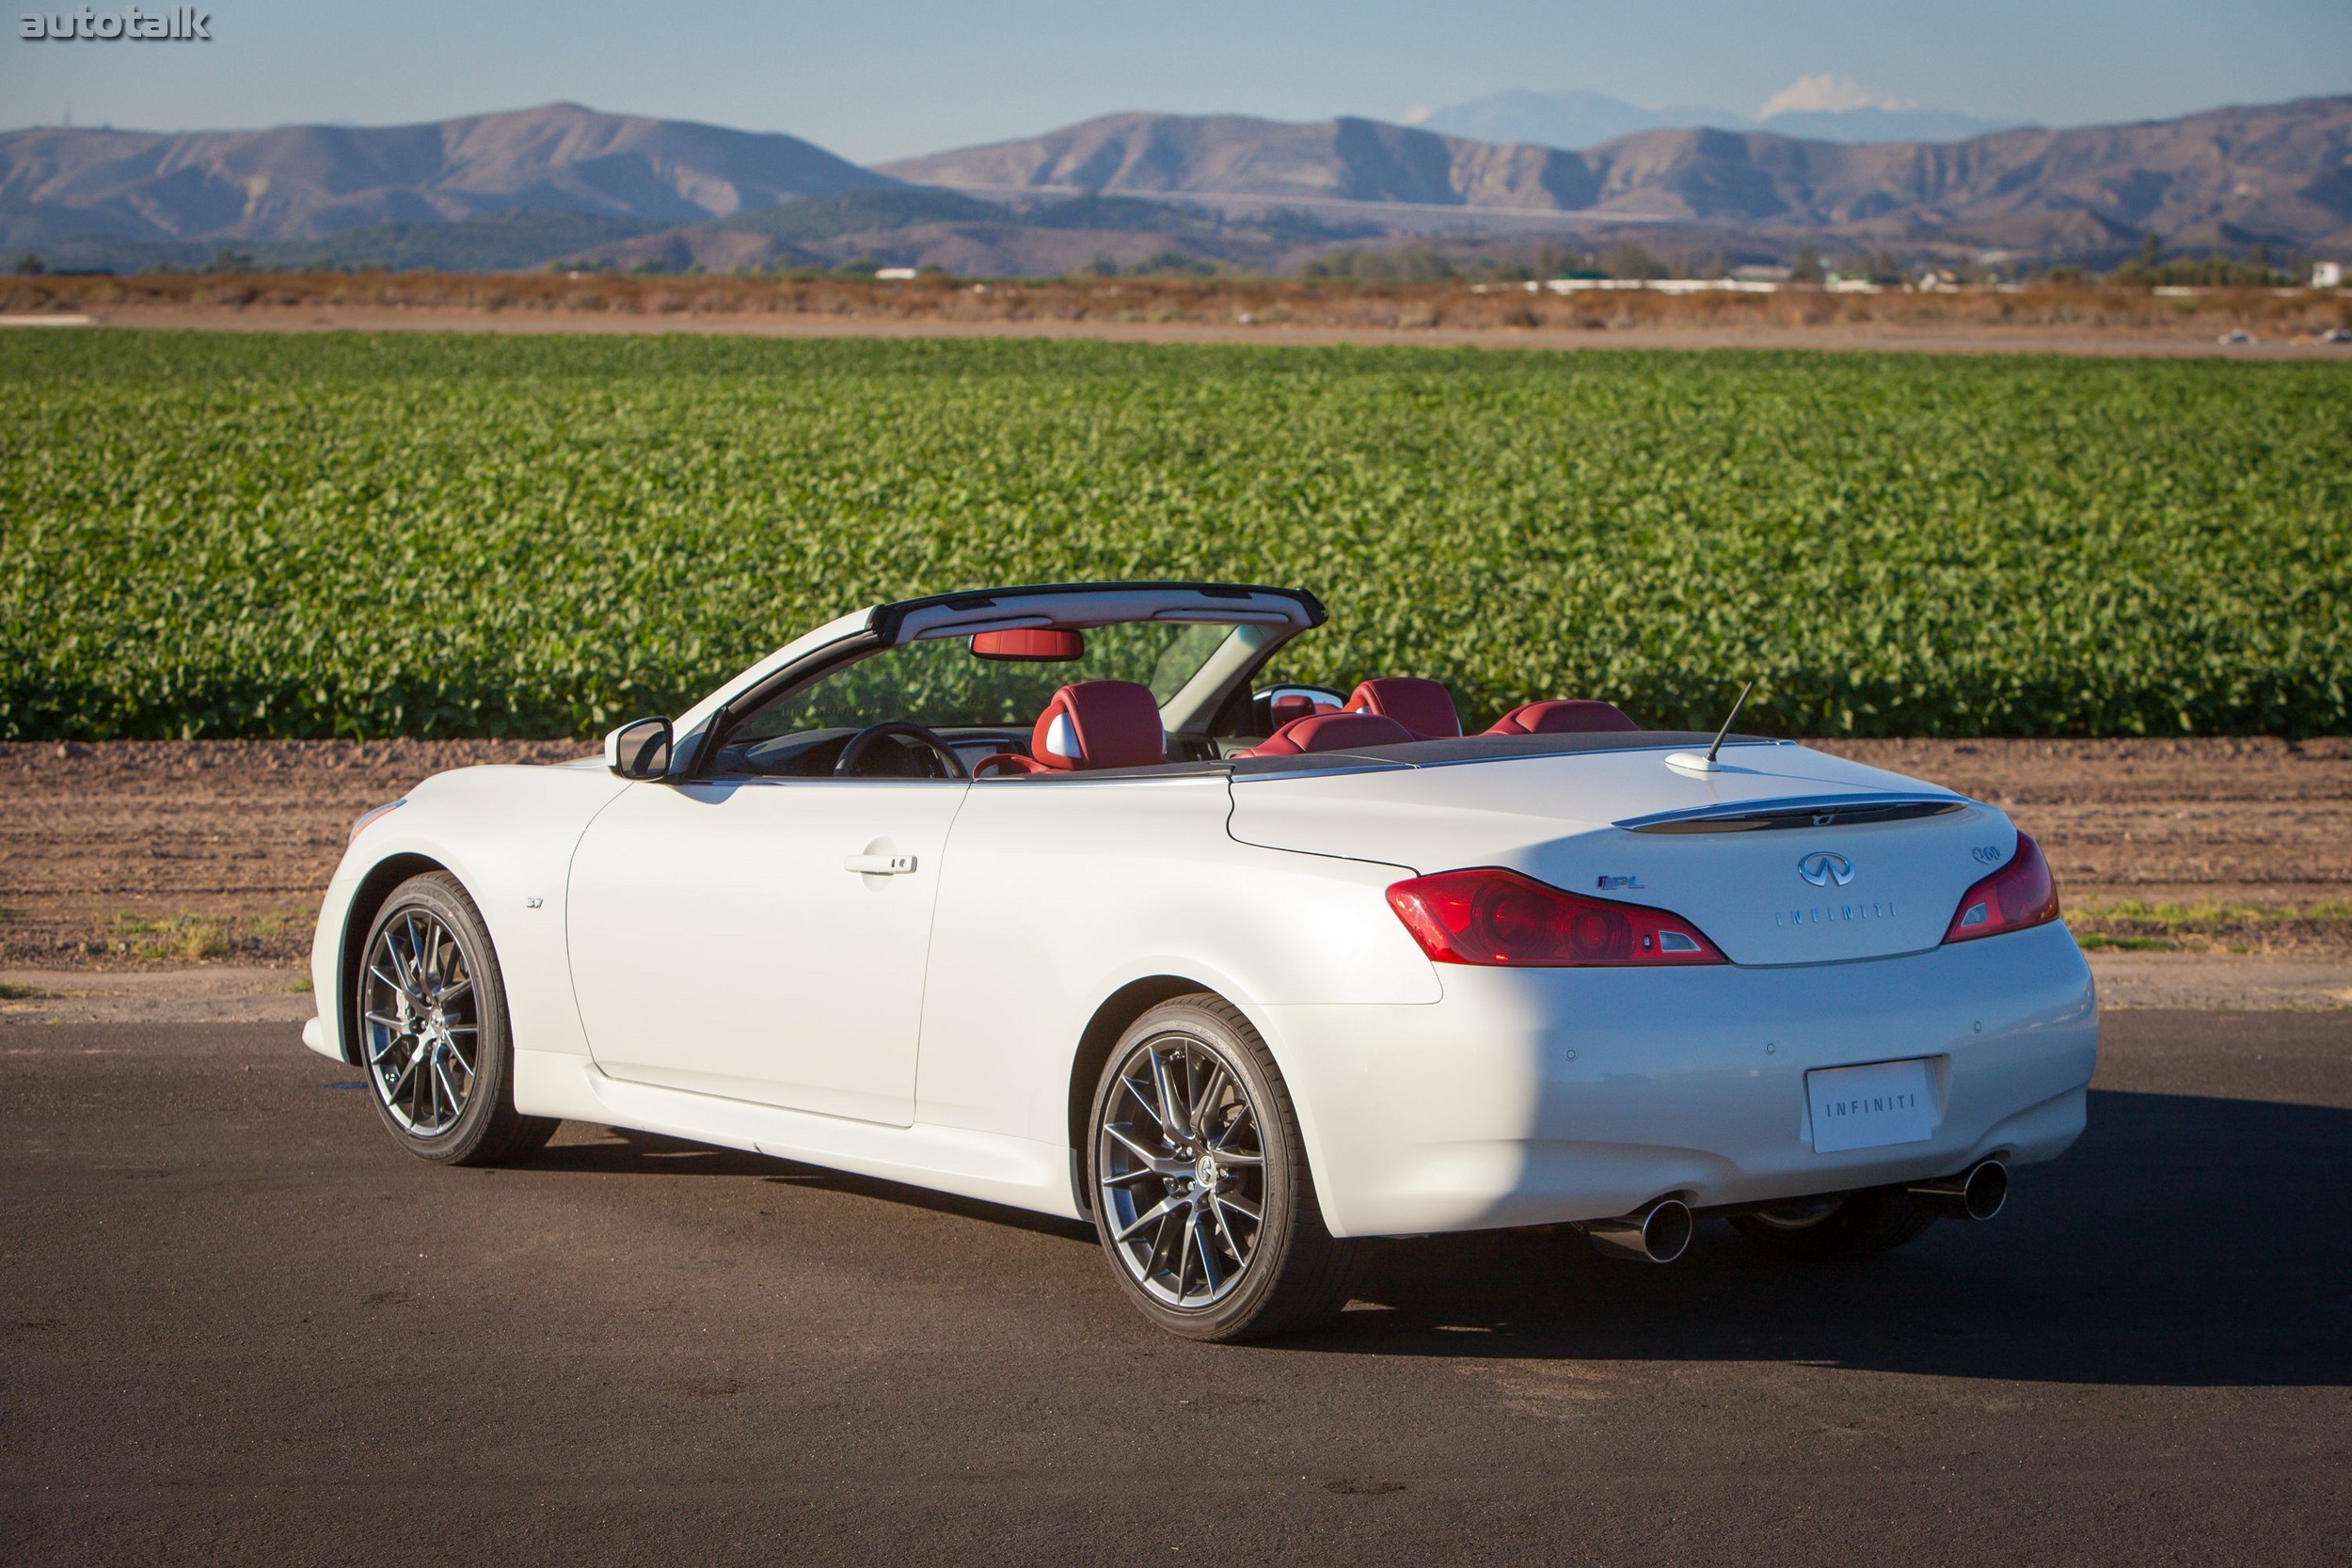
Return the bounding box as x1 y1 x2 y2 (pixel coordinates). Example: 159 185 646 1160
1628 800 1966 834
1229 731 1775 773
868 580 1326 643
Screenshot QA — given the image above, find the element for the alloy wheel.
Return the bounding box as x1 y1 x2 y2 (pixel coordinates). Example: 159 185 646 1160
1096 1034 1267 1309
360 908 479 1137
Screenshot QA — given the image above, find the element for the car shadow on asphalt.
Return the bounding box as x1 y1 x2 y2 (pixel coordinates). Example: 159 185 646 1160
514 1090 2347 1386
530 1127 781 1177
524 1125 1097 1240
1306 1088 2351 1387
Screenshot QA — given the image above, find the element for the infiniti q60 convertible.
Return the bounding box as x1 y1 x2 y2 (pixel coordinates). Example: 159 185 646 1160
306 580 2097 1340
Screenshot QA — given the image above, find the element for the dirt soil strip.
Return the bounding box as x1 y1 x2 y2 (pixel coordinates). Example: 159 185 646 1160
43 303 2352 358
1817 737 2352 913
1 737 2346 1006
0 739 587 968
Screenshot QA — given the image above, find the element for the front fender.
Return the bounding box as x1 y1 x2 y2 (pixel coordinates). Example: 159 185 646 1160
309 764 628 1067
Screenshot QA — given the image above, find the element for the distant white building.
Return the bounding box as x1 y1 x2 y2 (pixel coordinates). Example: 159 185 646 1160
2314 261 2344 289
1535 277 1782 294
874 267 919 281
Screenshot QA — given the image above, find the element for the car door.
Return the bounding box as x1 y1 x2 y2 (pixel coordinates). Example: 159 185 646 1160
564 773 968 1125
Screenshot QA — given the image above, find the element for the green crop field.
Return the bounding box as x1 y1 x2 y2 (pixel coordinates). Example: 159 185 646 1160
2 330 2345 740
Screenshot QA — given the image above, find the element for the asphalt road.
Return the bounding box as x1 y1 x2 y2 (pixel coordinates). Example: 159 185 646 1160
4 1010 2346 1566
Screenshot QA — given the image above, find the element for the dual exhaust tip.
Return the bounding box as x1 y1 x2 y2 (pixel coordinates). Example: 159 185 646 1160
1905 1158 2009 1223
1582 1197 1696 1265
1581 1159 2009 1265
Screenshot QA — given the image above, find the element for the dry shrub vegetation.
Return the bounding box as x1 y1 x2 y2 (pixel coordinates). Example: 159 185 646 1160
8 269 2351 337
2066 900 2352 957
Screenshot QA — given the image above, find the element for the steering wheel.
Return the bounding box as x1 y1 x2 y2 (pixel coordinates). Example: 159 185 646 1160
834 721 970 780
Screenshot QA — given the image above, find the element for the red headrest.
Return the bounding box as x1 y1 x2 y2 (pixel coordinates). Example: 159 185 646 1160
1030 681 1166 770
1344 677 1461 740
1484 699 1640 736
1239 711 1415 757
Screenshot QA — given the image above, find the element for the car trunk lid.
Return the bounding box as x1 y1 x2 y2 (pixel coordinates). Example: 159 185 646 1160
1226 740 2005 966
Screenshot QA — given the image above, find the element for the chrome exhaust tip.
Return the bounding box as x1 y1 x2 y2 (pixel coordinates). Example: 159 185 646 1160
1582 1197 1693 1264
1906 1159 2009 1222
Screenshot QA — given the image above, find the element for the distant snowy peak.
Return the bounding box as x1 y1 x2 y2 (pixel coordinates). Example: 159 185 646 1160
1757 73 1914 118
1415 87 2022 150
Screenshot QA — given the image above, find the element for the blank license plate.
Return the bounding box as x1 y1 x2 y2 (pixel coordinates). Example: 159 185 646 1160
1806 1058 1936 1153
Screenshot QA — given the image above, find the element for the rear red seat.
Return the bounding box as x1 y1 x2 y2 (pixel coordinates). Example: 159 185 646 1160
1239 711 1416 757
1342 677 1462 739
1484 699 1640 736
974 681 1167 775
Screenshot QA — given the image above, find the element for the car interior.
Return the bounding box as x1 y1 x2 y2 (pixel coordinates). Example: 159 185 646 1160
700 615 1645 782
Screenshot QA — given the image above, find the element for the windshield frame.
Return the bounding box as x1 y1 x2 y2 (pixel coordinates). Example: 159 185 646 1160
676 581 1323 782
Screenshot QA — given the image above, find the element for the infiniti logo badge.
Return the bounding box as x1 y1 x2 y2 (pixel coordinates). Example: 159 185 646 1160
1798 851 1855 888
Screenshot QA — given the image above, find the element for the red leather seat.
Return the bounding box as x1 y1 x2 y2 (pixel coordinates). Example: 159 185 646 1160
1238 711 1415 757
1343 677 1461 740
1484 699 1640 736
974 681 1167 776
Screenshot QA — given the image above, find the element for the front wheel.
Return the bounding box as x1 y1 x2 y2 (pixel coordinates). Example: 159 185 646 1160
357 872 557 1167
1088 996 1365 1341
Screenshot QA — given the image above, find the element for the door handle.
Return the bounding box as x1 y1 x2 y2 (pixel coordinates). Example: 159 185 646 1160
844 853 918 875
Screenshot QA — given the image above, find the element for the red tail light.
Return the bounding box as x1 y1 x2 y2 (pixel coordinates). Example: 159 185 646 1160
1943 832 2060 944
1386 867 1726 967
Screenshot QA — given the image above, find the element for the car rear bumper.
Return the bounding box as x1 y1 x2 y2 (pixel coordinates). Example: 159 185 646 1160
1259 921 2098 1238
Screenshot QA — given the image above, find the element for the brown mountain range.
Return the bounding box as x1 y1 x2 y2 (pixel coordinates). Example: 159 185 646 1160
4 97 2345 273
880 98 2352 253
0 103 896 247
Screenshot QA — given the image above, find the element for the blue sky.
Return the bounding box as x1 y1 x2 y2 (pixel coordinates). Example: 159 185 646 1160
2 0 2345 161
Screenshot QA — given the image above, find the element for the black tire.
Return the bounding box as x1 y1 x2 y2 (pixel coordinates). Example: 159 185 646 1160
1731 1188 1937 1261
355 872 557 1167
1087 995 1365 1342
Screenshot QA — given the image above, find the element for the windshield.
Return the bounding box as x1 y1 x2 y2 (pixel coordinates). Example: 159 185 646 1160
714 620 1257 776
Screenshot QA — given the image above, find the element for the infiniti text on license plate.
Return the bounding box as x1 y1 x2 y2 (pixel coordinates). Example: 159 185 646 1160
1806 1057 1937 1153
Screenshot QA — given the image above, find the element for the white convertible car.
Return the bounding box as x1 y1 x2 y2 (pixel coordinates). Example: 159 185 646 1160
306 581 2097 1339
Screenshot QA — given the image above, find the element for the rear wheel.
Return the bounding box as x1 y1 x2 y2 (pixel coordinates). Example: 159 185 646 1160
357 872 556 1167
1088 996 1364 1341
1731 1188 1936 1261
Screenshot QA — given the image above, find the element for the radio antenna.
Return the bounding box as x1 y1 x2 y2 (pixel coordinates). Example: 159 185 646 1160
1703 678 1756 767
1665 677 1759 774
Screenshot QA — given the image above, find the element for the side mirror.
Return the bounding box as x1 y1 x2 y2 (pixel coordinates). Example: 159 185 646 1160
604 716 674 780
